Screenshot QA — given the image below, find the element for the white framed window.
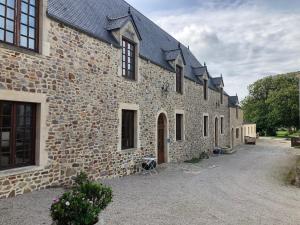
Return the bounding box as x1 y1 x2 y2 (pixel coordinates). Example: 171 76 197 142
203 113 209 137
118 103 139 151
175 110 185 141
0 90 48 173
220 116 224 134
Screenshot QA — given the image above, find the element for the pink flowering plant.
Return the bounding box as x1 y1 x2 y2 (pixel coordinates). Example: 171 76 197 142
50 172 112 225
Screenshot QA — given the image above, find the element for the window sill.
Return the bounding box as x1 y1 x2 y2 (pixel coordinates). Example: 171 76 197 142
0 42 40 56
0 166 45 178
120 148 138 153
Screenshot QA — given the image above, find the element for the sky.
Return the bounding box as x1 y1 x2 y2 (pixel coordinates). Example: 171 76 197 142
125 0 300 99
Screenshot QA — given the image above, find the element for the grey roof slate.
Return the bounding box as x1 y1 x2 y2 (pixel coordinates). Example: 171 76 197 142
163 49 182 62
229 96 239 107
211 77 224 87
47 0 230 96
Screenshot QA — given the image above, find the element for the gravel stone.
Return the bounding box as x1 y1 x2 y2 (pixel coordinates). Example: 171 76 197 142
0 138 299 225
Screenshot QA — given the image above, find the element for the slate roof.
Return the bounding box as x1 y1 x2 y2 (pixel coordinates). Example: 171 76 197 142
47 0 230 95
228 96 239 108
211 77 224 87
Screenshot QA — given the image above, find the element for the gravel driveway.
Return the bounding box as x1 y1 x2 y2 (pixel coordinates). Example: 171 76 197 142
1 138 300 225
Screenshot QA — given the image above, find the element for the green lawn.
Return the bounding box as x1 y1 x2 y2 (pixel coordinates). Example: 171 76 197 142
276 130 300 138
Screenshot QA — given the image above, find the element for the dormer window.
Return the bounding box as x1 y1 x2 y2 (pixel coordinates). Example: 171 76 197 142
122 38 136 80
203 79 208 100
176 65 183 94
0 0 39 51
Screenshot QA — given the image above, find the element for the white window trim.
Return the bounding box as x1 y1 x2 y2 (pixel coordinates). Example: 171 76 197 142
175 109 185 142
203 113 209 138
118 103 140 152
115 21 141 82
174 55 185 95
0 90 49 173
220 115 224 135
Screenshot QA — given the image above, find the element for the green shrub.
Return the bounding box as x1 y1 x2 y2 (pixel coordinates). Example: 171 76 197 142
75 182 113 210
51 173 113 225
74 171 89 186
51 192 100 225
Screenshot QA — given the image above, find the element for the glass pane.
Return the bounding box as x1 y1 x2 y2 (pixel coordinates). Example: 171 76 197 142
0 0 5 4
29 0 35 6
28 38 34 49
29 16 34 27
20 36 27 47
16 139 23 150
16 151 24 164
5 31 13 43
1 130 10 141
0 29 3 41
0 153 10 166
21 3 28 13
24 129 31 140
2 102 12 115
21 13 27 25
1 116 11 127
0 17 4 28
21 24 27 35
0 5 4 17
6 19 14 31
6 7 14 19
29 5 34 16
7 0 15 8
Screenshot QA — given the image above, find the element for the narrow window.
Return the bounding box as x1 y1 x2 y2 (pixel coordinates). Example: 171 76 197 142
0 101 36 170
220 88 223 104
176 114 183 141
0 0 39 51
122 39 135 80
220 117 224 134
236 107 238 119
204 115 208 137
122 110 136 150
176 66 182 94
236 128 239 139
203 79 208 100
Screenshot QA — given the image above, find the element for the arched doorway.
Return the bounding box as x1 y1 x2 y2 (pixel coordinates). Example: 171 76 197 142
215 117 219 147
231 128 234 148
157 113 167 164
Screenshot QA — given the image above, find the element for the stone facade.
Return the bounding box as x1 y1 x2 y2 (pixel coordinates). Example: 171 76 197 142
0 9 243 198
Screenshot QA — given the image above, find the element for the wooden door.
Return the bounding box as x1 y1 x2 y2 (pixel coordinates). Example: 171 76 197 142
157 114 165 164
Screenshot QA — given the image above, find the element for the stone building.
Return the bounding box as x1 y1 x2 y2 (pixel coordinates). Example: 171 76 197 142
0 0 244 198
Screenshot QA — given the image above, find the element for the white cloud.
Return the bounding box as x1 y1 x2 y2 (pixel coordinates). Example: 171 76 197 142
147 4 300 99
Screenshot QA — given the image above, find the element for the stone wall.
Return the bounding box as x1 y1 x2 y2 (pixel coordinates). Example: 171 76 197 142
0 18 239 198
229 107 244 147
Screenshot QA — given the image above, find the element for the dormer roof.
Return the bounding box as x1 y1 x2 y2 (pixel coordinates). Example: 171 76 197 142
106 12 142 40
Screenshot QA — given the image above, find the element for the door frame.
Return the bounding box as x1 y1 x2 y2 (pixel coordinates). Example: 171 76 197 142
156 110 169 164
231 128 234 148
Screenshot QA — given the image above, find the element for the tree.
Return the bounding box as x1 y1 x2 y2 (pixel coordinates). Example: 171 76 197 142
241 72 299 136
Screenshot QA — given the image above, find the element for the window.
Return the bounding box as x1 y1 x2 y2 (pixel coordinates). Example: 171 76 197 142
204 115 208 137
176 65 182 94
236 107 239 119
0 101 36 170
236 128 239 139
122 38 135 80
0 0 39 51
203 79 208 100
220 117 224 134
220 88 223 104
176 114 183 141
122 109 136 150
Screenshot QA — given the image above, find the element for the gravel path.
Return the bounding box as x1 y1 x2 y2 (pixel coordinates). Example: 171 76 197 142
1 138 300 225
